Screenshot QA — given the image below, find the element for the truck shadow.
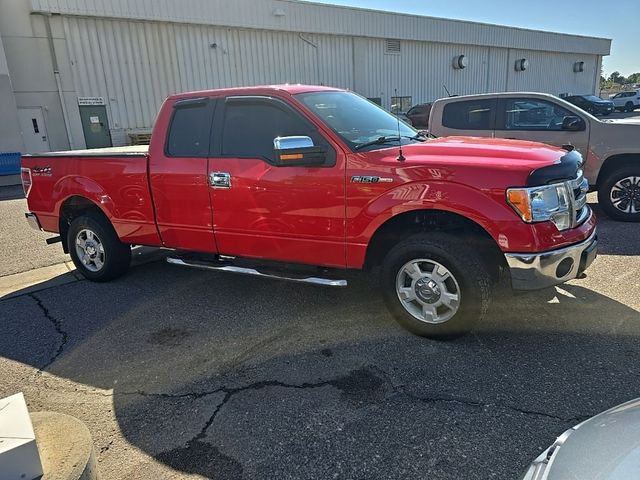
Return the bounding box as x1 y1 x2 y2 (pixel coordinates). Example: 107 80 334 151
588 199 640 255
1 258 639 479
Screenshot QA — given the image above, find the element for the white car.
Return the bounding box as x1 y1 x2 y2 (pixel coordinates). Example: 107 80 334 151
520 397 640 479
610 90 640 112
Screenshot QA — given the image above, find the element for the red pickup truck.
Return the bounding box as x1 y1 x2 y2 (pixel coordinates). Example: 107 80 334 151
21 85 597 338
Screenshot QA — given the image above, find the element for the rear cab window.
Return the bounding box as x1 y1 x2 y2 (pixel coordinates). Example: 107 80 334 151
442 99 495 130
166 98 214 157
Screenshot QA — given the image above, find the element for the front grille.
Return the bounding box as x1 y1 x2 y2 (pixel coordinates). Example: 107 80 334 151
568 169 589 227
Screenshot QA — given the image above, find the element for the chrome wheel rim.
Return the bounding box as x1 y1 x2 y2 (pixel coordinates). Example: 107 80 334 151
395 259 461 324
75 229 105 272
610 176 640 214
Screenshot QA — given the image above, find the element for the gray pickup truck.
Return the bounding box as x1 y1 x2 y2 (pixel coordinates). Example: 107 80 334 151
429 92 640 221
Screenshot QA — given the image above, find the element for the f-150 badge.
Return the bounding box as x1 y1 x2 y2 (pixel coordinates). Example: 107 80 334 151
32 166 52 176
351 176 393 183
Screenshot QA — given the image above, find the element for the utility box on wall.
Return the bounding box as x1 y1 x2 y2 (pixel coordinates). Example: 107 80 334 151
78 97 112 149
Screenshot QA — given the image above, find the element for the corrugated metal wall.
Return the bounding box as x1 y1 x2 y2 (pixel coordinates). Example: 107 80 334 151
62 16 353 136
506 49 598 95
355 40 492 109
32 0 611 56
59 15 601 145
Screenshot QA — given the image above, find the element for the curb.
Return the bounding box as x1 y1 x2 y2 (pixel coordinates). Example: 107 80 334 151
0 247 168 300
0 262 81 300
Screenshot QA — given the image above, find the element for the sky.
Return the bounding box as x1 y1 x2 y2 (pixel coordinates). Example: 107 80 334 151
310 0 637 77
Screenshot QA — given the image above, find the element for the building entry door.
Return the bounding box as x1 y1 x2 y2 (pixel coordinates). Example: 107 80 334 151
17 107 50 153
79 105 112 149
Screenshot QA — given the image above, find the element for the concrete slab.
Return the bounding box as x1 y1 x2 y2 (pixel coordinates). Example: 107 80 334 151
31 412 98 480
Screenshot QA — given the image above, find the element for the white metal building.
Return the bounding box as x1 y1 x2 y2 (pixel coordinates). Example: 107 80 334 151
0 0 611 152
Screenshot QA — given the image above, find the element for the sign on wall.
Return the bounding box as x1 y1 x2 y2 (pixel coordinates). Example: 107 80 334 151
77 97 105 106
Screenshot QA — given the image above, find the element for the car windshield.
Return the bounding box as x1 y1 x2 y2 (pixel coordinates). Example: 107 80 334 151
583 95 605 102
295 91 419 151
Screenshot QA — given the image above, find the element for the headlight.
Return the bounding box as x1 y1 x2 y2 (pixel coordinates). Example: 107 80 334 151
507 183 572 230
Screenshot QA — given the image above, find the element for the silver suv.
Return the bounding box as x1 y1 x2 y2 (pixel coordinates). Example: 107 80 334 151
429 92 640 221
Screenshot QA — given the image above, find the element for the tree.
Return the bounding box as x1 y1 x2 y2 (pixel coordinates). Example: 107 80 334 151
609 71 626 85
627 72 640 85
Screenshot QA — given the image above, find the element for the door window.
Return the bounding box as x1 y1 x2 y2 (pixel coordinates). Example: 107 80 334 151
502 99 574 131
221 99 333 164
166 100 213 157
442 99 495 130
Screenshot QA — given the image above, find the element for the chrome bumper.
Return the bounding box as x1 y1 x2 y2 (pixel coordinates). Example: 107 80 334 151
505 230 597 291
25 212 42 231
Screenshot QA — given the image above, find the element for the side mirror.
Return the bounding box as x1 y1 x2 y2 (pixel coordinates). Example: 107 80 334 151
273 136 326 167
561 116 585 132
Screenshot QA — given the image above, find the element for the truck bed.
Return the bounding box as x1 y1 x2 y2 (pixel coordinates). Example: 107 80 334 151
23 145 149 157
21 145 161 247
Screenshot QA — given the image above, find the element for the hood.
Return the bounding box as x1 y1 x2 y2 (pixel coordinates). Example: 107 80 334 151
396 136 567 168
523 397 640 480
353 136 571 189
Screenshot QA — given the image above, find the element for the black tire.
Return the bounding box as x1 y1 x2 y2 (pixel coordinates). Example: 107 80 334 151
381 232 492 339
625 101 634 112
597 166 640 222
67 213 131 281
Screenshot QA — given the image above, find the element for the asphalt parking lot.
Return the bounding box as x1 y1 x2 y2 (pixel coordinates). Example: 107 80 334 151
1 190 639 480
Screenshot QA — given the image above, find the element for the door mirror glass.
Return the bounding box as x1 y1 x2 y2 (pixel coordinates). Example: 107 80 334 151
273 136 326 167
561 116 585 132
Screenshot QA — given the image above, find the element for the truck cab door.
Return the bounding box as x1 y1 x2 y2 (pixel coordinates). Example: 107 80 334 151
493 97 590 158
207 95 346 268
148 97 218 253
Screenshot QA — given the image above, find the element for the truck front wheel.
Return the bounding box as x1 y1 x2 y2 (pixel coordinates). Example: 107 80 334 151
381 233 491 339
67 213 131 282
598 166 640 222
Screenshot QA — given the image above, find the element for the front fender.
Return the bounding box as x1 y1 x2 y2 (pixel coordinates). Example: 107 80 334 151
346 181 535 268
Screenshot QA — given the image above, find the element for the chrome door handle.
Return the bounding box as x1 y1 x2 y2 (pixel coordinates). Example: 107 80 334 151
209 172 231 188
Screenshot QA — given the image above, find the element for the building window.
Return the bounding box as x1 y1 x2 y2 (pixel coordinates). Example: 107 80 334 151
385 39 401 54
367 97 382 106
391 96 412 114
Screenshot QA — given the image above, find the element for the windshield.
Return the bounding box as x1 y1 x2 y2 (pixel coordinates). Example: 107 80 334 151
583 95 605 102
295 91 418 151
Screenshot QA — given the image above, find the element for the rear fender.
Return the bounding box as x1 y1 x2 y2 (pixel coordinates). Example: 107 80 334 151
54 176 116 221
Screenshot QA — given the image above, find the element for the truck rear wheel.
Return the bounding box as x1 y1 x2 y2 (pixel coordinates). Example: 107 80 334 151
598 166 640 222
67 213 131 282
625 101 635 112
381 233 491 339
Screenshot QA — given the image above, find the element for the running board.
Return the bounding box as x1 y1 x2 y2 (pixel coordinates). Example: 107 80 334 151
166 257 348 287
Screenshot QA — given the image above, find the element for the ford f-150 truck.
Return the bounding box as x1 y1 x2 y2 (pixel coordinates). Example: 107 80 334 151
21 85 597 338
428 92 640 222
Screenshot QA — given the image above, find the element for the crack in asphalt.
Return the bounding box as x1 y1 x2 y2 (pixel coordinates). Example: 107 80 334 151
398 388 590 424
191 378 338 444
29 293 68 372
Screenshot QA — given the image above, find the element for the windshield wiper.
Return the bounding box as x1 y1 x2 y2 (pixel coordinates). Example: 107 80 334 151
354 134 423 151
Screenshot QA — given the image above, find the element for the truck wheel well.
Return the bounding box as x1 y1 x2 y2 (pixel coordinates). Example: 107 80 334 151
59 196 109 253
596 154 640 187
364 209 506 281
